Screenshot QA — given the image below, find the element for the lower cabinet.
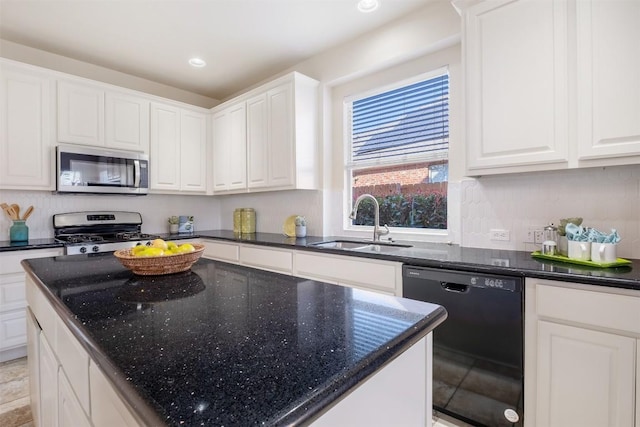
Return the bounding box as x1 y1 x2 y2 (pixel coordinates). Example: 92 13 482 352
0 247 63 362
26 276 140 427
201 238 401 295
525 278 640 427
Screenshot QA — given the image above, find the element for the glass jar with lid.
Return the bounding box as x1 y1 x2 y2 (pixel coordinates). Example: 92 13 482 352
241 208 256 234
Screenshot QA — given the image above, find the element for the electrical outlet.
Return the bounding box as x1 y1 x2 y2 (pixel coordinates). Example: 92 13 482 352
490 229 510 241
534 230 545 244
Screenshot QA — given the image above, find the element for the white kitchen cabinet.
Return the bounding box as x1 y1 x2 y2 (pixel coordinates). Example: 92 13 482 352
240 245 293 274
105 91 150 152
524 278 640 427
57 80 105 146
461 0 640 175
90 362 139 427
294 251 401 295
0 247 63 362
150 102 207 193
26 309 41 427
210 72 319 195
211 102 247 192
58 368 91 427
576 0 640 163
201 239 240 263
463 0 569 174
58 80 150 153
0 60 55 190
39 332 59 427
180 109 207 192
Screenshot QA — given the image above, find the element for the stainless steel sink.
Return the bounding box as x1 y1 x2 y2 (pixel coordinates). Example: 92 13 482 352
310 240 412 253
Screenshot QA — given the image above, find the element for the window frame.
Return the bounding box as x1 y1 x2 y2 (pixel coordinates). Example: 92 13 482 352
342 67 451 239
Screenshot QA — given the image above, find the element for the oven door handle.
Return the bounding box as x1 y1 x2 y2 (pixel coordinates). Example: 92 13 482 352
440 282 469 293
133 160 141 188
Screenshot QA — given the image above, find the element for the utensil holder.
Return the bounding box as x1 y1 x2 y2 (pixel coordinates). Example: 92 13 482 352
10 220 28 242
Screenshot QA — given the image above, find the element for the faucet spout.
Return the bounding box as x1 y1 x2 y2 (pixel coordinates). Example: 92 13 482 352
349 194 389 242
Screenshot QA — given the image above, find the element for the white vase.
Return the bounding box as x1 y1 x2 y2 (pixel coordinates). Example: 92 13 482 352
295 225 307 238
169 224 179 234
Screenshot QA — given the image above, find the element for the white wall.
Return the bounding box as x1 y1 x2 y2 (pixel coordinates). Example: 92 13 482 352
0 190 221 239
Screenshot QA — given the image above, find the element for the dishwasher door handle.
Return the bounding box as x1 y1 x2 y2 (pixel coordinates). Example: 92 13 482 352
441 282 469 293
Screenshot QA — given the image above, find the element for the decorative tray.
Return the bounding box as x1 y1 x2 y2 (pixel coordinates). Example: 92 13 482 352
531 251 632 268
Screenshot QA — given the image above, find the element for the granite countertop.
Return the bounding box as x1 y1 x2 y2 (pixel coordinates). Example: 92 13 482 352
195 231 640 291
0 238 63 252
7 229 639 290
22 254 446 426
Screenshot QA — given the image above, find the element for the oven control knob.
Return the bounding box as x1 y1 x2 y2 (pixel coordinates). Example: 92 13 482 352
146 241 152 246
92 245 100 253
80 246 87 254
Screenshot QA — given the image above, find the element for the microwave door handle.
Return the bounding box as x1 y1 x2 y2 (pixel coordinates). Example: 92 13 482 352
133 160 141 188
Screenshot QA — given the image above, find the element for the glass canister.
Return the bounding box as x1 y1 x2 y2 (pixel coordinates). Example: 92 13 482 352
241 208 256 234
10 220 29 242
233 209 242 234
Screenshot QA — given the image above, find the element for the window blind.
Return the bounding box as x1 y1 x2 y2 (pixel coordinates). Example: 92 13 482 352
350 72 449 165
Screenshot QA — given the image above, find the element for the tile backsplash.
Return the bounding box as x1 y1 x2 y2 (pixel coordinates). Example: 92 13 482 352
460 165 640 259
0 190 221 240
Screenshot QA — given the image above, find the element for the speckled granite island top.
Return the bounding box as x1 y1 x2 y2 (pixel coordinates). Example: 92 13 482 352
22 254 446 426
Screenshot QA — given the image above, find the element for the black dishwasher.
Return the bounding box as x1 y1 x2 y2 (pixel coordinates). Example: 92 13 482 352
403 265 523 427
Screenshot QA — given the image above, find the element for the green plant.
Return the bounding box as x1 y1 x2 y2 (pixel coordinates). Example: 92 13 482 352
168 216 179 224
351 193 447 230
295 216 306 226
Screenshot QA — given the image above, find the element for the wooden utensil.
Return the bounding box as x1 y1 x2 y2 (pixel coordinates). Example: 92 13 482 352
4 205 18 220
11 204 20 219
22 206 34 221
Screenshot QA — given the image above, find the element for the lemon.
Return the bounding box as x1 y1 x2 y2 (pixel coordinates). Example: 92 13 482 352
151 238 168 250
131 245 147 255
177 243 195 253
167 241 178 250
137 247 164 257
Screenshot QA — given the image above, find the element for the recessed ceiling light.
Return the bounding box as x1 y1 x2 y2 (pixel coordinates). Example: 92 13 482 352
188 57 206 68
357 0 379 13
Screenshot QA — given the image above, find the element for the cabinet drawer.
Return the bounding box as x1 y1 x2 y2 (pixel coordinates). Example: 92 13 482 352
240 246 292 274
26 275 57 341
202 240 239 263
537 284 640 335
0 248 62 274
295 252 398 292
0 308 27 350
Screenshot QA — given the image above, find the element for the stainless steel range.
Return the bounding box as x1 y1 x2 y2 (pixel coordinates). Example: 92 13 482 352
54 211 160 255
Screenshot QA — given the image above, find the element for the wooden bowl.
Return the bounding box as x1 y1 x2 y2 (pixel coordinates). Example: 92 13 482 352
114 243 205 276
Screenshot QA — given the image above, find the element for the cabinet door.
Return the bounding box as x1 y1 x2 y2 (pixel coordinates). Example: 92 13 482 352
0 309 27 352
465 0 569 173
58 368 91 427
180 109 207 192
0 63 54 189
267 83 294 188
536 320 635 427
26 310 41 427
105 92 150 153
40 333 58 427
150 102 181 191
57 80 105 146
247 93 268 188
212 103 247 192
576 0 640 161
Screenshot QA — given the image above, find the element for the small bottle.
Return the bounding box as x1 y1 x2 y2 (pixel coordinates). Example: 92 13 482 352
10 220 29 242
233 209 242 234
241 208 256 234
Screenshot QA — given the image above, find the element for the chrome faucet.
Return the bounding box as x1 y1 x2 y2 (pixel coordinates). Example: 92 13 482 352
349 193 389 242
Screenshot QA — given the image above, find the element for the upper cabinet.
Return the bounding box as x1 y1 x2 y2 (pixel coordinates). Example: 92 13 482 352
211 72 319 195
212 101 247 192
575 0 640 162
57 80 150 153
461 0 640 176
0 61 55 190
150 102 207 193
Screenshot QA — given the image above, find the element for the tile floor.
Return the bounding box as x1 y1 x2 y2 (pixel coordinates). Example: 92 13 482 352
0 357 33 427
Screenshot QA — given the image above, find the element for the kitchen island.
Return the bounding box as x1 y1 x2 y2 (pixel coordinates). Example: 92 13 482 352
22 253 446 426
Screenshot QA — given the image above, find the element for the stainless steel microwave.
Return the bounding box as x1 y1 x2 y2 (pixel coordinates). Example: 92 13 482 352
56 144 149 195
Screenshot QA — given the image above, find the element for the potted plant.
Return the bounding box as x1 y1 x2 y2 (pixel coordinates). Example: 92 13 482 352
295 215 307 238
168 216 179 234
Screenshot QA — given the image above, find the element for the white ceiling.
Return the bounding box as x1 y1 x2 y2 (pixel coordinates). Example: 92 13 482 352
0 0 436 100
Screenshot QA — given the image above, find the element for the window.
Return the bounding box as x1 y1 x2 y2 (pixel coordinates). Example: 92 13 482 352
346 69 449 230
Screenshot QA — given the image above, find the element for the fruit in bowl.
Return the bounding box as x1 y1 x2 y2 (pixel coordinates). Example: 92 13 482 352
114 240 204 276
